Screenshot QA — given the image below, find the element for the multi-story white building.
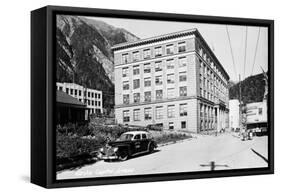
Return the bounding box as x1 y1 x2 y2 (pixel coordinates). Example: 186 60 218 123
56 82 103 115
229 99 240 130
112 29 229 133
246 100 267 125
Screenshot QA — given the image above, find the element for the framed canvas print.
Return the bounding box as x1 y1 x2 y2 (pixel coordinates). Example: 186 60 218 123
31 5 274 188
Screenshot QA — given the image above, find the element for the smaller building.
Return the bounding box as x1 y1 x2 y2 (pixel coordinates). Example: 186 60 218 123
246 100 267 129
56 90 88 125
229 99 240 130
56 82 103 115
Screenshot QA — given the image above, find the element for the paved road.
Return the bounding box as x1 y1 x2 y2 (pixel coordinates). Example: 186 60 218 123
57 133 268 180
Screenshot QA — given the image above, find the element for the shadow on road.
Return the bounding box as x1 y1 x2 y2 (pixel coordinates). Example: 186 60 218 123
251 148 268 163
104 149 161 163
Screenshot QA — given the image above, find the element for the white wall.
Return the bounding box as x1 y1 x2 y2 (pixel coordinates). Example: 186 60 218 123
0 0 279 193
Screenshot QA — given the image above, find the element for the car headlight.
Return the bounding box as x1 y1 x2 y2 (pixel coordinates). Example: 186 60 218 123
113 147 118 152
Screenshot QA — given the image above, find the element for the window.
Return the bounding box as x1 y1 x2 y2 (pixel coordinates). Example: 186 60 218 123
70 89 73 95
180 103 188 116
167 74 175 84
133 51 140 61
122 67 129 77
123 81 129 90
142 134 147 139
88 92 90 98
66 88 69 94
143 49 151 59
134 134 141 140
144 77 151 87
167 88 175 99
144 108 152 120
181 121 187 129
95 93 98 98
79 90 82 96
123 94 129 104
259 108 263 115
169 122 174 130
133 65 140 75
179 57 187 67
144 63 151 73
98 94 101 99
98 101 101 106
155 46 162 57
178 42 186 53
133 93 140 103
167 105 175 118
123 110 130 122
179 86 187 97
155 75 162 85
133 109 141 121
155 61 162 72
156 106 164 119
166 44 174 55
92 100 94 106
91 92 94 98
166 59 174 69
144 91 151 102
122 53 129 64
179 71 187 82
133 79 140 89
74 89 77 96
156 90 163 100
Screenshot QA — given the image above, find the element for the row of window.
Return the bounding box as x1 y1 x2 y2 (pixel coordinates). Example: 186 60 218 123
122 57 188 77
123 87 188 104
123 73 187 91
123 104 188 122
197 44 228 84
84 99 101 107
200 104 216 119
121 42 188 64
57 86 102 99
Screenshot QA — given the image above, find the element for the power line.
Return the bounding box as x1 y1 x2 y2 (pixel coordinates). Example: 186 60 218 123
250 27 261 76
225 25 238 80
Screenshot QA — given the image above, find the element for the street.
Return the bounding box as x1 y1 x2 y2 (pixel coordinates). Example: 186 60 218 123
57 133 268 180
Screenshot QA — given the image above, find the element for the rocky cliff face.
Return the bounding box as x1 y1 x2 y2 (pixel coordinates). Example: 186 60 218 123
56 15 139 111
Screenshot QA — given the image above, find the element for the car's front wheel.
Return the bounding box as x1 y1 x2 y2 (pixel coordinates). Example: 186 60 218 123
149 143 155 153
118 150 129 161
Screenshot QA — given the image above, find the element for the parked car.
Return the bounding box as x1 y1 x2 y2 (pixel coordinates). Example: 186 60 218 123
98 131 157 161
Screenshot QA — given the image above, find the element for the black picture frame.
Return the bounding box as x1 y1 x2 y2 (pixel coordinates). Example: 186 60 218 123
31 5 274 188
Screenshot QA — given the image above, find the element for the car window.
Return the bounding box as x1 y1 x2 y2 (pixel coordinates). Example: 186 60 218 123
134 134 141 140
142 134 147 139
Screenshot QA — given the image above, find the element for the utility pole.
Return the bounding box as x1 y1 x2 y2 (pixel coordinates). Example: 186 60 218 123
239 74 242 129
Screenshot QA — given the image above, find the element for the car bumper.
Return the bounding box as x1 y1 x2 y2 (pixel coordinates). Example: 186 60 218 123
98 153 118 160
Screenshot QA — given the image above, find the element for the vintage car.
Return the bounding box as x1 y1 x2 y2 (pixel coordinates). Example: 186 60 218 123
98 131 157 161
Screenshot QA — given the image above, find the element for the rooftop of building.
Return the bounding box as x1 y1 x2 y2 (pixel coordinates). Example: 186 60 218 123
111 28 230 80
56 90 86 108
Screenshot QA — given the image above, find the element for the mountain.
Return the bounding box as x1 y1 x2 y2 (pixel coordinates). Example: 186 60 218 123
229 72 267 104
56 15 139 111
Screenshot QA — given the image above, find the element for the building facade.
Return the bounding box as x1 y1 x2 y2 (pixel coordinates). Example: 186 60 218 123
112 29 229 133
246 100 267 125
56 82 103 115
229 99 240 130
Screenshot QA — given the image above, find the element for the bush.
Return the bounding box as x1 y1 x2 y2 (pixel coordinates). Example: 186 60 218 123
154 133 191 145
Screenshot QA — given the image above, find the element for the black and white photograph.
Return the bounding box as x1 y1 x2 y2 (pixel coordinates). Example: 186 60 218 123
55 14 270 180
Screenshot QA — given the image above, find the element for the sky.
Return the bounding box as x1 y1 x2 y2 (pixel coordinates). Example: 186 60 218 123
87 16 268 82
